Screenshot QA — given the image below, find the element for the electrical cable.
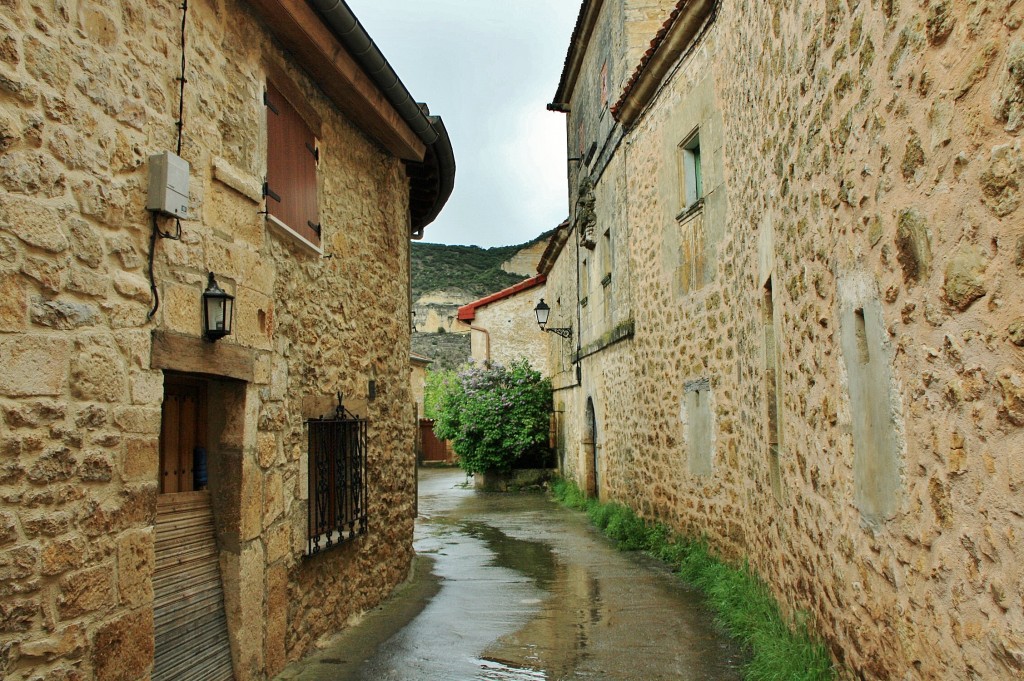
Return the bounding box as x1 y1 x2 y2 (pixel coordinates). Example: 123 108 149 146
176 0 188 156
146 212 160 320
146 1 188 320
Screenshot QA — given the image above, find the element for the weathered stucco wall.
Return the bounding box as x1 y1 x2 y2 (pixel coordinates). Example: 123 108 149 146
0 1 417 679
548 0 1024 678
469 287 549 374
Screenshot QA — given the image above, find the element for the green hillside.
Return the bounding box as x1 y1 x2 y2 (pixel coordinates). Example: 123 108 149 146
410 231 553 301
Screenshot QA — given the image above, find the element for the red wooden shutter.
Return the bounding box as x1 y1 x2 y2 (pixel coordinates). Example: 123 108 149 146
266 82 320 245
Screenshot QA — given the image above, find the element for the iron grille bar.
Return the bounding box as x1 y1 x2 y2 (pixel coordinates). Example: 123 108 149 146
306 397 368 557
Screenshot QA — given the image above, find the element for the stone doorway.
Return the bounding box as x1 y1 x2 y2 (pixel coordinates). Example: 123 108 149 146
153 374 234 681
584 398 599 498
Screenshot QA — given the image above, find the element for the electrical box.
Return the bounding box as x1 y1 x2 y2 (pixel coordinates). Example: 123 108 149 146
146 151 190 218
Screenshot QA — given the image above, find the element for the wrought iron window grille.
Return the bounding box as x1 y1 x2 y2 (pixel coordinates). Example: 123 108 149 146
305 393 368 556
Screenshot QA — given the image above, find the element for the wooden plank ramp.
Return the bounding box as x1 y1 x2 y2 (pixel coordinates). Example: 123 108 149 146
154 491 234 681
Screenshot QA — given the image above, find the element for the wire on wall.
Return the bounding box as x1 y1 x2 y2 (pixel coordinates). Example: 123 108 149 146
176 1 188 156
147 1 189 320
147 213 162 320
163 0 188 240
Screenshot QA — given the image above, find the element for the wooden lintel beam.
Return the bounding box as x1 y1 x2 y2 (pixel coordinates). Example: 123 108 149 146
247 0 427 162
151 331 255 383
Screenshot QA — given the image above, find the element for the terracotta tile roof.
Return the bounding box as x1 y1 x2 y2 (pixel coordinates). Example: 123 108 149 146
611 0 690 120
456 274 547 322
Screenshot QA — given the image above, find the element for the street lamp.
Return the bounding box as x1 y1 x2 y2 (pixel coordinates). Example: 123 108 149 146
534 299 572 339
202 271 234 341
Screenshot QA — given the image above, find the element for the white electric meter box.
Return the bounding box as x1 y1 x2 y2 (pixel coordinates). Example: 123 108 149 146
146 151 190 218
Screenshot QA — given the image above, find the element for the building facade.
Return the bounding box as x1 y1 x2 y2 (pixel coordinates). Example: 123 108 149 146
456 274 549 372
545 0 1024 677
0 1 453 680
410 352 433 421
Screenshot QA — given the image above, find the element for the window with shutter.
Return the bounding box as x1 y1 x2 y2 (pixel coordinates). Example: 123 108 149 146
265 82 320 247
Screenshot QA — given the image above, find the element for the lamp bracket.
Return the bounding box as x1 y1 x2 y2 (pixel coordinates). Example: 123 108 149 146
546 327 573 339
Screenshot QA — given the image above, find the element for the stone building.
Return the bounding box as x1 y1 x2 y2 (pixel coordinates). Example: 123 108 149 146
543 0 1024 677
456 273 549 373
0 1 453 680
410 352 433 421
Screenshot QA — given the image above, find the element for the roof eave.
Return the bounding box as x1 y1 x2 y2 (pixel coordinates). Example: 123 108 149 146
550 0 605 108
457 274 547 322
613 0 717 127
248 0 456 237
537 219 571 276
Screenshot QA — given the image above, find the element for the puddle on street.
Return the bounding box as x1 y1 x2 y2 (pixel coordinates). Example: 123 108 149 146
279 468 744 681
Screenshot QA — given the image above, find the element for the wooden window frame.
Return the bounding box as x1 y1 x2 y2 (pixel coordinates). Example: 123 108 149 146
265 79 322 251
677 128 704 217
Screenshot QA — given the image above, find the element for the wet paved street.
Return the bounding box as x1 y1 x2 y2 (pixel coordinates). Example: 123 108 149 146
277 467 745 680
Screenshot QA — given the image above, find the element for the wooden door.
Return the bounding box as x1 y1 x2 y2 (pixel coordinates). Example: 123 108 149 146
154 375 232 681
584 398 598 498
160 379 206 494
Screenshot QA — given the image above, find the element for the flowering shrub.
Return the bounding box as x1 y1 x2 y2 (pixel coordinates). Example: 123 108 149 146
432 359 553 473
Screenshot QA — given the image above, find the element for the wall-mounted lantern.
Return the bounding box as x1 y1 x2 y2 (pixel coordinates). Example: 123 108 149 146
202 271 234 341
534 299 572 339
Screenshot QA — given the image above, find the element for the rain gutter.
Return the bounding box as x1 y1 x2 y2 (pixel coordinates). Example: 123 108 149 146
548 0 604 110
308 0 455 236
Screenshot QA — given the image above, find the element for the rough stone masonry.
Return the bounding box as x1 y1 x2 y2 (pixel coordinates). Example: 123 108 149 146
0 1 440 680
542 0 1024 678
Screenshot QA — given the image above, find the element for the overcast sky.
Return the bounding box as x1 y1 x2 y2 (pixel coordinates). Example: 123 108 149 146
345 0 580 248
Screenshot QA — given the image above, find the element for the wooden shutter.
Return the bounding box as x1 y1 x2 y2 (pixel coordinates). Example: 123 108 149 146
266 82 320 245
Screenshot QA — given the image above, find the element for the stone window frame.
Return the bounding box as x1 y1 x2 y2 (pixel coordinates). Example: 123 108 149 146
580 256 591 308
676 127 704 219
600 229 612 286
264 67 324 255
600 60 609 109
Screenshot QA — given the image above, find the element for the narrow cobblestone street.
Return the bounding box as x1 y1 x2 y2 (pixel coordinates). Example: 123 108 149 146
276 468 745 680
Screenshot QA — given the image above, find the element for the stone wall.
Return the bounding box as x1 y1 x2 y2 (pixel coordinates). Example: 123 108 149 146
411 331 471 371
410 360 429 419
0 1 417 679
546 0 1024 678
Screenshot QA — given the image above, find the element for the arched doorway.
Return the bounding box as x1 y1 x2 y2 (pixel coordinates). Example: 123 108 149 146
584 398 598 498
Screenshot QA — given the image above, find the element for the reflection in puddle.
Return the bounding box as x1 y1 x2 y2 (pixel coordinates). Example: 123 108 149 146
476 657 547 680
280 470 745 681
459 521 559 590
455 494 744 681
